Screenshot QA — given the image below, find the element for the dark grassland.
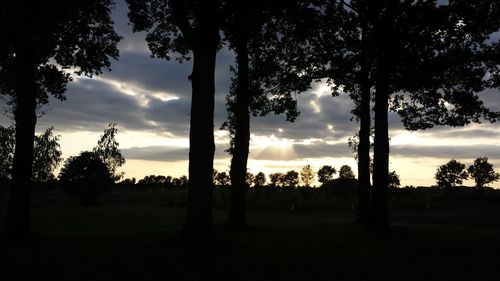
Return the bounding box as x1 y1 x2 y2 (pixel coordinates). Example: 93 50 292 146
1 188 500 280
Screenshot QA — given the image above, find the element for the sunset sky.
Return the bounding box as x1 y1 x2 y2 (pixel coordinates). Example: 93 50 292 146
1 1 499 188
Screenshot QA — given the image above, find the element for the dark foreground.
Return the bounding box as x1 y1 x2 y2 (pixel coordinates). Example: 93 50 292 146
1 205 500 281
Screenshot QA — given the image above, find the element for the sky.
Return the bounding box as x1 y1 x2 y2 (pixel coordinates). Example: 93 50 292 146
1 0 500 188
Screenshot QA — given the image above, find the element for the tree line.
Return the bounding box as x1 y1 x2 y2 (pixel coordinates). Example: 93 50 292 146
1 1 499 241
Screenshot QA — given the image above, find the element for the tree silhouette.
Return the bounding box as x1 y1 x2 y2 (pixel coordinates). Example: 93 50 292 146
127 0 221 241
467 157 500 193
269 172 283 187
214 171 230 187
94 123 125 181
300 165 315 187
282 170 299 188
435 159 469 190
369 0 500 228
59 151 113 206
388 171 401 189
31 127 62 183
0 1 120 238
0 125 15 181
253 172 266 187
317 165 337 185
0 126 61 183
338 165 356 180
245 172 255 188
306 0 500 228
309 0 374 224
221 1 306 227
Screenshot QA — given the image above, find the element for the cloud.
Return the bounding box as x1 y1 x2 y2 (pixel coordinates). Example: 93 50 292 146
36 78 152 132
122 143 230 162
1 0 499 187
391 144 500 159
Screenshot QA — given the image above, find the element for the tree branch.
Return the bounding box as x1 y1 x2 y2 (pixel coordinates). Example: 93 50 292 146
171 0 195 47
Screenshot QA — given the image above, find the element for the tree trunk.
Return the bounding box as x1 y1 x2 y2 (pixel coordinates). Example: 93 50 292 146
356 11 371 224
227 38 250 228
4 52 37 239
370 9 391 230
182 2 218 242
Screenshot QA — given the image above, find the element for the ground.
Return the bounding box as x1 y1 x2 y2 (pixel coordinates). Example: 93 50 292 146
1 201 499 280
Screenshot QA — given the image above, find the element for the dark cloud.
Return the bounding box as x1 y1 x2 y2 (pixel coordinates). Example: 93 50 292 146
143 97 191 136
391 144 500 159
122 146 189 162
36 78 152 132
429 127 500 139
122 143 229 162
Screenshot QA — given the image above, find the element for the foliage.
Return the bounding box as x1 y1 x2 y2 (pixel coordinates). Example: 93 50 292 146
94 123 126 181
338 165 356 180
214 171 230 187
317 165 337 185
467 157 500 188
300 165 315 187
0 125 61 182
0 1 121 104
58 151 113 206
269 172 283 187
388 171 401 189
0 125 15 180
245 172 255 187
254 172 266 187
171 176 188 187
138 175 172 189
435 159 469 189
281 170 299 188
32 127 62 183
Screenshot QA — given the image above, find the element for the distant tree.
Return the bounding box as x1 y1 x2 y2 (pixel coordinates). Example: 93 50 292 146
212 169 219 183
338 165 356 180
388 171 401 189
172 176 188 188
245 172 255 188
269 172 283 187
116 177 136 191
214 171 231 187
467 157 500 191
58 151 113 206
317 165 337 185
1 1 120 237
435 159 469 189
138 175 169 189
128 0 221 241
0 126 15 181
120 178 136 185
282 170 299 188
94 123 125 181
32 127 62 183
253 172 266 187
300 165 315 187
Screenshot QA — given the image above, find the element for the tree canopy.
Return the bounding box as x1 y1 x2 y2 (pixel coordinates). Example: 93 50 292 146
0 125 61 183
435 159 469 189
94 123 126 182
468 157 500 189
1 0 121 238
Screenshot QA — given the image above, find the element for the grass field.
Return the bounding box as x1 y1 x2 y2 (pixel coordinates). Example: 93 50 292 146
1 198 500 281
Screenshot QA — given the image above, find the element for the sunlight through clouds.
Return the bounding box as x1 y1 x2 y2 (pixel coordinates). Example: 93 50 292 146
93 77 179 107
250 134 296 160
